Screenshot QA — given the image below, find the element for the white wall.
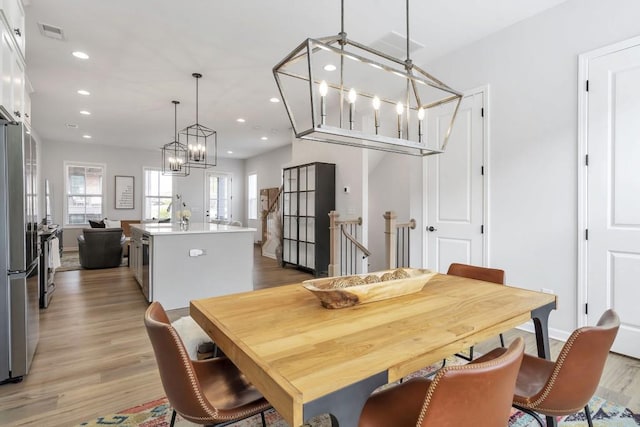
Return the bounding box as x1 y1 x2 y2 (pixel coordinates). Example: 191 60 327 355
367 152 415 271
420 0 640 335
292 140 366 219
40 140 245 248
292 139 369 272
244 144 292 241
173 158 245 224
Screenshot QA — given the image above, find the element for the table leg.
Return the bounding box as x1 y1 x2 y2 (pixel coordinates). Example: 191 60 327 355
531 301 557 427
531 301 556 360
302 371 387 427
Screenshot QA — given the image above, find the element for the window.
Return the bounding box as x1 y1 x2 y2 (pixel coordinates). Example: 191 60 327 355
248 173 257 220
144 168 173 220
207 172 232 221
65 162 105 225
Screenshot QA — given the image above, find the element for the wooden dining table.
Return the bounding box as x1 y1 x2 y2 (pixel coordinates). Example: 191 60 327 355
191 273 556 427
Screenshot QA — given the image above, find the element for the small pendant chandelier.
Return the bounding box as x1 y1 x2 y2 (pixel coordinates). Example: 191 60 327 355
161 100 190 176
181 73 217 168
273 0 463 156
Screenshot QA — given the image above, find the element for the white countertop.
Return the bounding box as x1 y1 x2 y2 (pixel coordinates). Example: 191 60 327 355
130 222 256 236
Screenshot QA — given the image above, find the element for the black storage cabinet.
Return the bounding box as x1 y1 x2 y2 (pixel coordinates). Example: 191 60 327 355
282 162 335 276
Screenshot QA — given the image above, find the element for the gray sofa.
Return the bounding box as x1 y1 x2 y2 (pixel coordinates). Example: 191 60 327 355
77 228 125 269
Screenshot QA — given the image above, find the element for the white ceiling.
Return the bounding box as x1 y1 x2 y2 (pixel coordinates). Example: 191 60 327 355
25 0 568 159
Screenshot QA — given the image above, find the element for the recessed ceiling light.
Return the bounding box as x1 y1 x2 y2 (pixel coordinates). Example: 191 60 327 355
269 97 280 103
227 150 233 154
72 51 89 60
77 89 90 96
261 136 268 141
236 118 246 123
79 110 91 115
82 134 92 139
324 64 337 71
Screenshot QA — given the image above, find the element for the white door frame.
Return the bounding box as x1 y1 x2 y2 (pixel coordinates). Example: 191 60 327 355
577 35 640 328
422 85 491 269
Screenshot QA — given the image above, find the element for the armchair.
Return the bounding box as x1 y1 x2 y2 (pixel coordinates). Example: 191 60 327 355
77 228 125 269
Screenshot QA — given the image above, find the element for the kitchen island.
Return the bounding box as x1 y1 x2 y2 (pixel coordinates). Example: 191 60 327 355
129 223 255 310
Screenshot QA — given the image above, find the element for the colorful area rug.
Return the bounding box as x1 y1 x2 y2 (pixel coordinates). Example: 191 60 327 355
78 355 640 427
77 395 640 426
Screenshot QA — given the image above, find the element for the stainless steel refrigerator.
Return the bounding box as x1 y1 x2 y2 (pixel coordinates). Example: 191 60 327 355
1 120 39 384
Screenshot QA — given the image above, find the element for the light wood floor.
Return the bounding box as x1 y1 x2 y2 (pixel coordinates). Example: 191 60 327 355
0 248 638 426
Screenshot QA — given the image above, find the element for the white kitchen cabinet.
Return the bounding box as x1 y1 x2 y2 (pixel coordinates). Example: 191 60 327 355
0 0 25 57
0 0 25 122
129 229 143 286
130 223 255 310
23 87 30 125
0 19 23 121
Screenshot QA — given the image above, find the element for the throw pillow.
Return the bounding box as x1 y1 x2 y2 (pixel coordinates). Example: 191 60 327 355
171 316 213 360
88 219 105 228
104 219 122 228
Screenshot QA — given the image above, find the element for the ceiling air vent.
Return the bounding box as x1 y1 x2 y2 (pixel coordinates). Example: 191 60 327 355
38 22 65 41
370 31 424 60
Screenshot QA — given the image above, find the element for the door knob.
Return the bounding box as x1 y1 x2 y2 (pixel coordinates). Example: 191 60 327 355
427 226 437 232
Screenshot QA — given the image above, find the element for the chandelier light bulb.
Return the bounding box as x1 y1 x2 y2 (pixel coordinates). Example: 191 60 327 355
348 88 357 104
418 107 425 143
319 80 328 96
372 96 381 111
373 96 381 134
348 89 357 130
319 81 328 125
396 102 404 139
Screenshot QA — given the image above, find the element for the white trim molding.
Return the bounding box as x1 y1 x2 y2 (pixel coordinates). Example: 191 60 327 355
421 84 491 269
576 34 640 328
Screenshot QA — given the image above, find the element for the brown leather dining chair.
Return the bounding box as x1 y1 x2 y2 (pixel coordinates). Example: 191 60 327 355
144 302 271 427
447 262 506 360
473 309 620 427
359 337 525 427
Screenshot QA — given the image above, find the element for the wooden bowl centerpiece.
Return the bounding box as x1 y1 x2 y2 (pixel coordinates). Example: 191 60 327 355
303 268 437 309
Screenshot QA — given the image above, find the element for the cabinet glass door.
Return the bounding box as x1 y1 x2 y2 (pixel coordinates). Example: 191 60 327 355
304 243 315 268
306 217 315 243
283 169 292 192
307 165 316 190
299 191 307 216
299 166 308 191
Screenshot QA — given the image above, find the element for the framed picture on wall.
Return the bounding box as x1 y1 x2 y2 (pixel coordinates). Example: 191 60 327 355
115 175 135 209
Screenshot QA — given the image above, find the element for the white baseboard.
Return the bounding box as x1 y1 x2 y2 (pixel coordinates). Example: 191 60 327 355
262 249 276 260
516 320 571 343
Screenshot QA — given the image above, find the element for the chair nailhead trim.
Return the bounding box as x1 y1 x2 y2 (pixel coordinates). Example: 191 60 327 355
166 326 221 420
166 325 271 422
516 329 582 410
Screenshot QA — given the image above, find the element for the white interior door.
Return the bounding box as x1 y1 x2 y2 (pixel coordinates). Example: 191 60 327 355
586 43 640 358
426 91 484 272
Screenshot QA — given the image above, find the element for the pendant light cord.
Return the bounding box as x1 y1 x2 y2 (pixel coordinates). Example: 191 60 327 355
195 76 199 124
172 100 180 155
406 0 410 61
174 102 178 155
